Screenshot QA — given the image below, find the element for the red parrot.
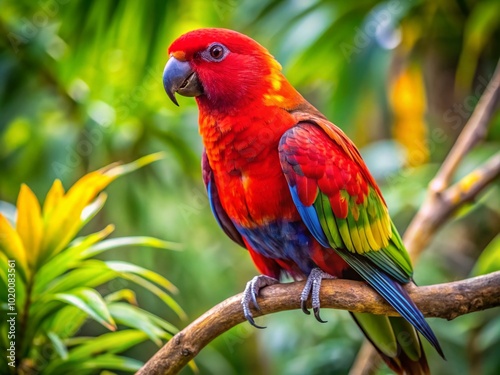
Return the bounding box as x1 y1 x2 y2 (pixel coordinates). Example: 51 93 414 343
163 28 444 374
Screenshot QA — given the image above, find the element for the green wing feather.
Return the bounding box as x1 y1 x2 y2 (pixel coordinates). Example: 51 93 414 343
313 188 413 282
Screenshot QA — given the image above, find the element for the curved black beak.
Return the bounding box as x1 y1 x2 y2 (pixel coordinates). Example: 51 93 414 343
163 57 203 106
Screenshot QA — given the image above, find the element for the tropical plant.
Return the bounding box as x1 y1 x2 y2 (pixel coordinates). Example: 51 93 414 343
0 153 186 375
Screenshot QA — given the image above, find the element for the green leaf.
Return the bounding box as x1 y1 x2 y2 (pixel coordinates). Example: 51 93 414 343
77 354 143 371
47 331 69 360
477 316 500 350
34 226 115 294
104 152 166 178
43 260 116 294
83 236 182 258
51 288 116 331
66 330 147 361
104 289 138 305
45 305 89 340
105 261 178 293
80 192 108 226
45 353 144 375
139 309 180 336
471 234 500 276
108 303 174 346
121 272 186 320
456 0 500 88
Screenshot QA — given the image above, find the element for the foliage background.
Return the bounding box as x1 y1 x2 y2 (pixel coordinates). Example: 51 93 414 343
1 0 499 374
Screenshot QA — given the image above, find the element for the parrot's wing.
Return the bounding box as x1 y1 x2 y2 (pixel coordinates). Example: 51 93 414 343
202 150 245 247
279 122 412 281
279 122 444 357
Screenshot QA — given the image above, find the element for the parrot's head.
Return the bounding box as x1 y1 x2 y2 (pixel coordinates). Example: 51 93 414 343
163 28 283 110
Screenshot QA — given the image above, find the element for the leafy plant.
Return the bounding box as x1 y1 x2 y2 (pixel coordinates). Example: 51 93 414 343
0 153 186 374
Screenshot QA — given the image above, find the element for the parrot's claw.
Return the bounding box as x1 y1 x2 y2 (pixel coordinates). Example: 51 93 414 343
242 275 279 329
300 268 336 323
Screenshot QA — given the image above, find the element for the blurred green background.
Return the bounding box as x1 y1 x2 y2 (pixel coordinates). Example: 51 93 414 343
1 0 499 374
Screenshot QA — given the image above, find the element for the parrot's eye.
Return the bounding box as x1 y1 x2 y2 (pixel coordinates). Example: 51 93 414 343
203 43 228 62
210 45 224 59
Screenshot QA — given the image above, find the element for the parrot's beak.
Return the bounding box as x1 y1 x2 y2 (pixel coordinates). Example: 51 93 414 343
163 57 203 106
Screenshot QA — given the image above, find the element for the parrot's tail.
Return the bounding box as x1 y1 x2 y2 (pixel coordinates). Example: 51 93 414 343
350 313 430 375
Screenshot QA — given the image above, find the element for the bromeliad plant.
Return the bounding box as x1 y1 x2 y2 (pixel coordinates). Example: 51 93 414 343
0 154 186 374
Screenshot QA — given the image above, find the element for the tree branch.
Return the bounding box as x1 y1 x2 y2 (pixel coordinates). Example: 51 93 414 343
138 272 500 375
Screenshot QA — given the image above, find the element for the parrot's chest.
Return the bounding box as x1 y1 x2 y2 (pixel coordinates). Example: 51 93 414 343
200 112 300 227
210 147 297 227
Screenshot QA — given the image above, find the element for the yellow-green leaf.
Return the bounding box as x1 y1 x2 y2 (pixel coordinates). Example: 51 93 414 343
471 234 500 276
120 273 186 321
108 303 171 346
41 171 115 259
84 236 181 258
40 153 164 261
52 288 116 331
43 179 65 217
16 184 43 269
103 152 165 178
104 289 138 305
35 224 115 294
105 261 178 294
0 214 29 281
67 330 147 360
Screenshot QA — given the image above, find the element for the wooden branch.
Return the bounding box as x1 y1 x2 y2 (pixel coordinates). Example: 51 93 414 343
446 151 500 205
402 151 500 264
138 272 500 375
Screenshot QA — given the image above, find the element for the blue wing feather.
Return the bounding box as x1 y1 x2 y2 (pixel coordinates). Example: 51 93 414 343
202 150 245 248
289 186 330 248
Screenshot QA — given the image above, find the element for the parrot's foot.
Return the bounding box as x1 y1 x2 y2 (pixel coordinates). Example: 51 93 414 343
242 275 279 329
300 268 336 323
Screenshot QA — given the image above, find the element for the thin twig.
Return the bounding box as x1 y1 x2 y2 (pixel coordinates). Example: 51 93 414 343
137 272 500 375
445 152 500 206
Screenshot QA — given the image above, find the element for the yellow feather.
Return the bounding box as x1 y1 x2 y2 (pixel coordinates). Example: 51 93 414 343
361 210 380 250
338 220 354 253
370 220 382 247
357 225 371 253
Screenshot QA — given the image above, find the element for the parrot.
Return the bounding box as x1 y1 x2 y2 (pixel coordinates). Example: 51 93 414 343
162 28 444 374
